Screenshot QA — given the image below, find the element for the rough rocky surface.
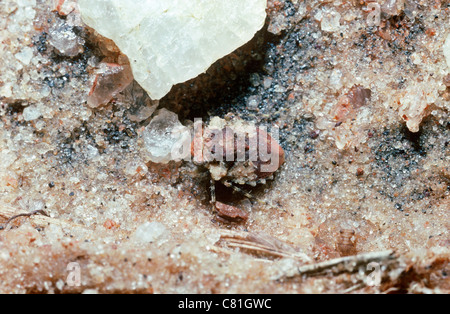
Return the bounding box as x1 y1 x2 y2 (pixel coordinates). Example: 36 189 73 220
0 0 448 293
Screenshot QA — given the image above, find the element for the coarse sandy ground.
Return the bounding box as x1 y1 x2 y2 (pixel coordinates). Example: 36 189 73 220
0 0 448 293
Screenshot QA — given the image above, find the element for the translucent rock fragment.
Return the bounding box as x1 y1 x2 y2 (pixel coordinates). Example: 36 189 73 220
132 222 169 244
443 34 450 70
85 144 99 159
268 13 288 35
124 160 148 177
125 83 159 122
23 105 42 121
127 102 158 122
320 9 341 32
346 85 371 109
332 85 371 122
87 63 134 108
334 126 353 150
404 0 419 20
141 109 190 163
247 95 261 110
398 79 438 133
0 149 18 172
48 19 85 57
263 77 273 89
329 69 343 90
52 0 77 16
15 47 34 65
78 0 267 99
381 0 404 16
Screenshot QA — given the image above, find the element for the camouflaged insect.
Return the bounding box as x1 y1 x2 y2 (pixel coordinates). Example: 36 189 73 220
190 116 285 222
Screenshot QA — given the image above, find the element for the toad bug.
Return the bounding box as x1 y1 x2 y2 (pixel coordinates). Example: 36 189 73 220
190 116 285 222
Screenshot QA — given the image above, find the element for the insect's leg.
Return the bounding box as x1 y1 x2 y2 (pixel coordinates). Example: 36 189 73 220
210 179 216 210
222 180 264 205
256 178 267 185
0 210 48 230
222 180 251 198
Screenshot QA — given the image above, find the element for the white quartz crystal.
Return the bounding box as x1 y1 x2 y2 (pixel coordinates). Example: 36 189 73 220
78 0 267 99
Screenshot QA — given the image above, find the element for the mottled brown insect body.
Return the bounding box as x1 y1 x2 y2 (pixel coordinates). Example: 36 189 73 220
190 116 285 222
191 117 284 185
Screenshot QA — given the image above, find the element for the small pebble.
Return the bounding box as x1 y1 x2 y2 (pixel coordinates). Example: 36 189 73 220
356 168 364 176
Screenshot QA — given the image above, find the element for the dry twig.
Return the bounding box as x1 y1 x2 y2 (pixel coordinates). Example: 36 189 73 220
292 250 395 277
214 229 312 262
